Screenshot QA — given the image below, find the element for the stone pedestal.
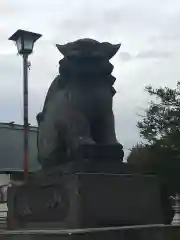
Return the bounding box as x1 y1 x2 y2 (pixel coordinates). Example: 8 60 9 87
7 172 166 230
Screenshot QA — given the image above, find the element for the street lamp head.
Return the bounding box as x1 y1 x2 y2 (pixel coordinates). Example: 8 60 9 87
9 29 42 55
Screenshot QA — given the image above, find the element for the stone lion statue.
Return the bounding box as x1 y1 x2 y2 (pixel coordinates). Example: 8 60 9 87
37 39 124 170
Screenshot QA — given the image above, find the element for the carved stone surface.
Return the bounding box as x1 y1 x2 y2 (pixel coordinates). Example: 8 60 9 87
7 174 69 229
7 173 173 230
36 39 124 169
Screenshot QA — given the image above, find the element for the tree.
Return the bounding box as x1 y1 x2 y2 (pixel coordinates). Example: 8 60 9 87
127 143 153 172
138 82 180 151
128 82 180 194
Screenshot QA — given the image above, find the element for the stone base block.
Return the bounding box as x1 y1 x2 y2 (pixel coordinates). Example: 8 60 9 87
7 173 166 229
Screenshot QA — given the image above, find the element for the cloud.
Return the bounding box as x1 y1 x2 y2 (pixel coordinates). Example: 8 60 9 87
119 52 132 61
136 50 172 59
1 0 180 157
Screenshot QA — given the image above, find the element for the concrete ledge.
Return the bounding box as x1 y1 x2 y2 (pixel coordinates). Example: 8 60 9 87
0 224 180 240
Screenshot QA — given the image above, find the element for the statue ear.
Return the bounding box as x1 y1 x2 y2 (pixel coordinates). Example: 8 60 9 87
56 44 80 58
101 42 121 59
56 44 69 56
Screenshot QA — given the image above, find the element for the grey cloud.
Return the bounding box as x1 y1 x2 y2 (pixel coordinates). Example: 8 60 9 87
119 52 132 61
136 50 172 59
114 98 142 159
118 50 172 61
0 53 56 125
1 0 180 153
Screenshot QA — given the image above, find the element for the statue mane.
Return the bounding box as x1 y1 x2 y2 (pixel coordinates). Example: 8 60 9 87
37 39 120 124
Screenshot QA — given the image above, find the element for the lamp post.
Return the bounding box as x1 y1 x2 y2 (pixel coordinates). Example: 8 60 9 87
9 30 42 181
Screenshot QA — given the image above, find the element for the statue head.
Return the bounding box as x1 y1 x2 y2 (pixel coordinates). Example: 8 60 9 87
56 39 121 60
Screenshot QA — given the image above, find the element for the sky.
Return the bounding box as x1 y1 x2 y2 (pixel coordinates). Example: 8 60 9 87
1 0 180 157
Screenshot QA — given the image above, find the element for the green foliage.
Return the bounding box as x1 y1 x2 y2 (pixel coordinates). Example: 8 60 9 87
128 82 180 194
137 82 180 149
127 143 180 194
127 143 152 171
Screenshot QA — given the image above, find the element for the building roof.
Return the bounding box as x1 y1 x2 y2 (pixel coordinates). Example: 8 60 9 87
0 122 40 173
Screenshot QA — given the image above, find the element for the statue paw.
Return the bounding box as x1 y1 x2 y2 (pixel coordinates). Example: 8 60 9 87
79 136 95 145
47 190 62 209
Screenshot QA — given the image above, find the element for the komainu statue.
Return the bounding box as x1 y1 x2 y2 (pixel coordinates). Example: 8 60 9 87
7 40 174 230
37 39 124 170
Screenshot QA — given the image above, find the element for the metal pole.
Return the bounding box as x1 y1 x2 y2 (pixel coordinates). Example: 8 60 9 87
23 54 29 181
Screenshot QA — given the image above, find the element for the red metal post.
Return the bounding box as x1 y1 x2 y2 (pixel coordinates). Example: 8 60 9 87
23 54 29 181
